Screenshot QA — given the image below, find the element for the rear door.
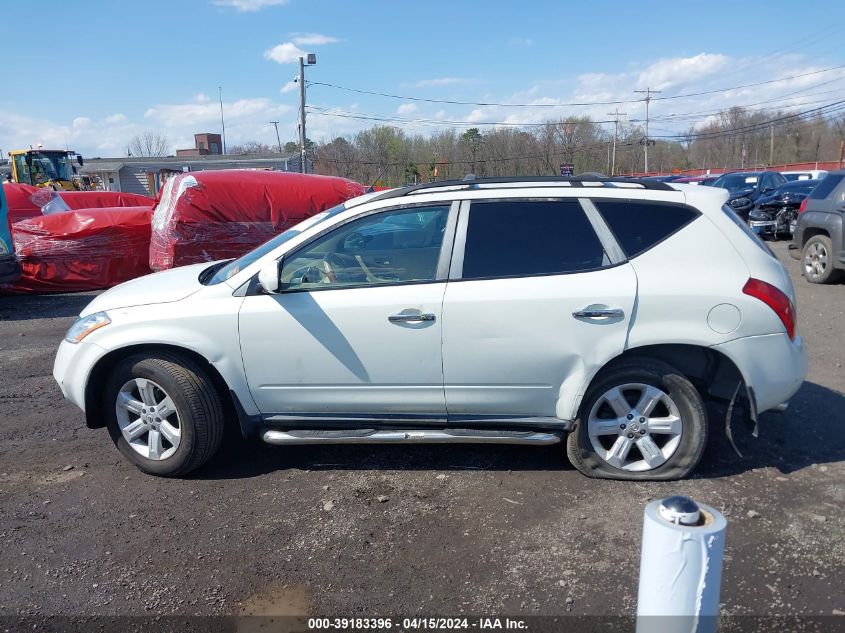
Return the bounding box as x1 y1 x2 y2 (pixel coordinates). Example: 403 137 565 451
441 198 637 421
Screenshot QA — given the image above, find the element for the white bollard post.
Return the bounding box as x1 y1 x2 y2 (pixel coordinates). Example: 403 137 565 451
636 496 727 633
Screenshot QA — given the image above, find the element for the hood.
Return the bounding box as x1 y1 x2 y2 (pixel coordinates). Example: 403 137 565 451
727 188 754 200
80 262 211 316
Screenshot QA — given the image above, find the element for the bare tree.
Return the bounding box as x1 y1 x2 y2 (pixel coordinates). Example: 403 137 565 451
127 131 170 157
228 141 273 155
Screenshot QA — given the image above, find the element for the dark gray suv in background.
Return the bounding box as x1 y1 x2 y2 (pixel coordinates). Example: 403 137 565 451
790 170 845 284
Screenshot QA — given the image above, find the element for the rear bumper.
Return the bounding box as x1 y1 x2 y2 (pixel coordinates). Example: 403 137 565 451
712 333 806 414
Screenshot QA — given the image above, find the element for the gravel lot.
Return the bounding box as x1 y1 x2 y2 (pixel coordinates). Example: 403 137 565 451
0 241 843 624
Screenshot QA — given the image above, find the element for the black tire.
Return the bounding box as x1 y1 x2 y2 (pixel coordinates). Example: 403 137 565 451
104 353 225 477
802 235 844 284
566 358 708 481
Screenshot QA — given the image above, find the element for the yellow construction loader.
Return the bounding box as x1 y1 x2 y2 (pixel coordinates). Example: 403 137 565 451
7 149 85 190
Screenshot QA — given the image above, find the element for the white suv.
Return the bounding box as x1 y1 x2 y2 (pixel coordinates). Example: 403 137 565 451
54 177 806 480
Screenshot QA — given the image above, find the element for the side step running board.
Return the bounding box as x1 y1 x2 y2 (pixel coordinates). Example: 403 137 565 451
261 428 562 446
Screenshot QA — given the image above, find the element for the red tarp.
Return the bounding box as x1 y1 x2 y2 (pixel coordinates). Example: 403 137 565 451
2 207 153 294
60 191 155 210
149 170 366 271
3 183 155 221
4 183 41 221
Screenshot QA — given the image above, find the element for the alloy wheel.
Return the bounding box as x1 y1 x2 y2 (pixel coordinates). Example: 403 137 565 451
115 378 181 460
804 242 828 279
587 383 683 471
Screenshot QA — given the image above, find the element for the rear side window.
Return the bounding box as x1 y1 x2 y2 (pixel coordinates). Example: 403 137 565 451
809 174 844 200
461 200 605 279
595 200 699 258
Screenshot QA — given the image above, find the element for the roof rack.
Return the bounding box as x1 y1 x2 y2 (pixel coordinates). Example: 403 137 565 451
371 175 676 202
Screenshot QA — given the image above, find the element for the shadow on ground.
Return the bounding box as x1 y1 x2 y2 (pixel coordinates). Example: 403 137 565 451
0 292 100 321
192 380 845 481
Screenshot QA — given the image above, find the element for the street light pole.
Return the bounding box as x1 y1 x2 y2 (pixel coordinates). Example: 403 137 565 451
299 57 307 173
218 85 227 155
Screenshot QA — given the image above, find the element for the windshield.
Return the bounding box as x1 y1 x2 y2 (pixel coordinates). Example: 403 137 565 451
204 202 350 285
27 152 72 184
713 173 758 192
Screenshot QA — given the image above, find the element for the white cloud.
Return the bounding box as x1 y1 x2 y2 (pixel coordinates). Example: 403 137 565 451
397 103 418 115
264 42 306 64
195 93 211 103
635 53 730 91
291 33 339 46
212 0 288 12
281 80 298 93
105 113 127 124
403 77 470 88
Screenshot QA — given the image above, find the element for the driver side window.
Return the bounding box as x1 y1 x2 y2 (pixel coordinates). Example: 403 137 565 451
280 205 451 291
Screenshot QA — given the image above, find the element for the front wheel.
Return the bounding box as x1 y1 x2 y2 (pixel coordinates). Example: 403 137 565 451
567 359 708 481
104 353 225 477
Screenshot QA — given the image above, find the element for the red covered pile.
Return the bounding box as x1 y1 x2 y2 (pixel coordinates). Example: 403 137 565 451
149 170 366 271
3 208 153 293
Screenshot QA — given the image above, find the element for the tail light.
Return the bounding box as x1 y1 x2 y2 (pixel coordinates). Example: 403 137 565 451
798 198 808 213
743 278 796 340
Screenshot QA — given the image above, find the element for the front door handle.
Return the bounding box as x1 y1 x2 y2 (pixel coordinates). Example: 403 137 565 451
572 307 625 319
388 311 436 323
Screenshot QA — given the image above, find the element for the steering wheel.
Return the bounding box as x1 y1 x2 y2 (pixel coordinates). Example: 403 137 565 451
321 252 368 283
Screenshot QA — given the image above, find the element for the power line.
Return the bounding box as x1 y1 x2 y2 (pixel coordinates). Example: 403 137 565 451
308 64 845 109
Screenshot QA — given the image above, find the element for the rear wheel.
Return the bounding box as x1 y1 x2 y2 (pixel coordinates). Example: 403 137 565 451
104 353 225 477
567 359 707 481
803 235 843 284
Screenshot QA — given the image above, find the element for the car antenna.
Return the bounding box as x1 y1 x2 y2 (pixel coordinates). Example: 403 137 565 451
365 167 389 193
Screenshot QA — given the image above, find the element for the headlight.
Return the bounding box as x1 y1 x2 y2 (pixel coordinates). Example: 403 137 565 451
64 312 111 344
731 197 752 208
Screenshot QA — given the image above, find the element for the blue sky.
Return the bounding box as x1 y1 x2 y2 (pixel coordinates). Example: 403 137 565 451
3 0 844 157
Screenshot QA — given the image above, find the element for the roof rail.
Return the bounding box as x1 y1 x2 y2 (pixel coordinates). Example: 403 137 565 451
371 175 676 202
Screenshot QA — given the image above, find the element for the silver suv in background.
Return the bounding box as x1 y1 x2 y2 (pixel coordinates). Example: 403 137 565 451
790 170 845 283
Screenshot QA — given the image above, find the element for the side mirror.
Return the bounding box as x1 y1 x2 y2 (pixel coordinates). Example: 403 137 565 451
257 262 280 293
77 155 84 167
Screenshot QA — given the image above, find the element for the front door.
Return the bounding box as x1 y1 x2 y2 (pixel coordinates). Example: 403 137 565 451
238 203 456 420
442 198 637 421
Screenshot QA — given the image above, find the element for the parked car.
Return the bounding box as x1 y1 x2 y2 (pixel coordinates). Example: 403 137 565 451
789 170 845 283
673 176 719 186
640 175 684 182
54 177 806 481
0 181 21 285
711 171 787 221
748 179 820 240
781 169 828 182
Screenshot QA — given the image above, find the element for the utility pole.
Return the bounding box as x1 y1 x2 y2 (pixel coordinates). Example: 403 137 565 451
634 87 660 173
270 121 283 154
606 107 626 176
218 86 227 155
769 123 775 166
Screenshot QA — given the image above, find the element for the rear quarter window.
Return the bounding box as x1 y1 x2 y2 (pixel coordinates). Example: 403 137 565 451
594 200 699 258
809 174 844 200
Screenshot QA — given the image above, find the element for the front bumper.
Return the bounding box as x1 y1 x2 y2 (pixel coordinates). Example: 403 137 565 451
713 333 806 414
53 339 106 412
749 220 777 237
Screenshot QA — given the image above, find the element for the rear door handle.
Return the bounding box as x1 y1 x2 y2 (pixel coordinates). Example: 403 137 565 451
572 308 624 319
388 311 436 323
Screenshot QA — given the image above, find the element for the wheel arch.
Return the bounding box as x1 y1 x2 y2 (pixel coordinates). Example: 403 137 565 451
84 343 259 438
573 343 746 420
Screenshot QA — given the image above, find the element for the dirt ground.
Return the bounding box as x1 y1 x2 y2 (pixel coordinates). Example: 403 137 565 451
0 241 843 624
